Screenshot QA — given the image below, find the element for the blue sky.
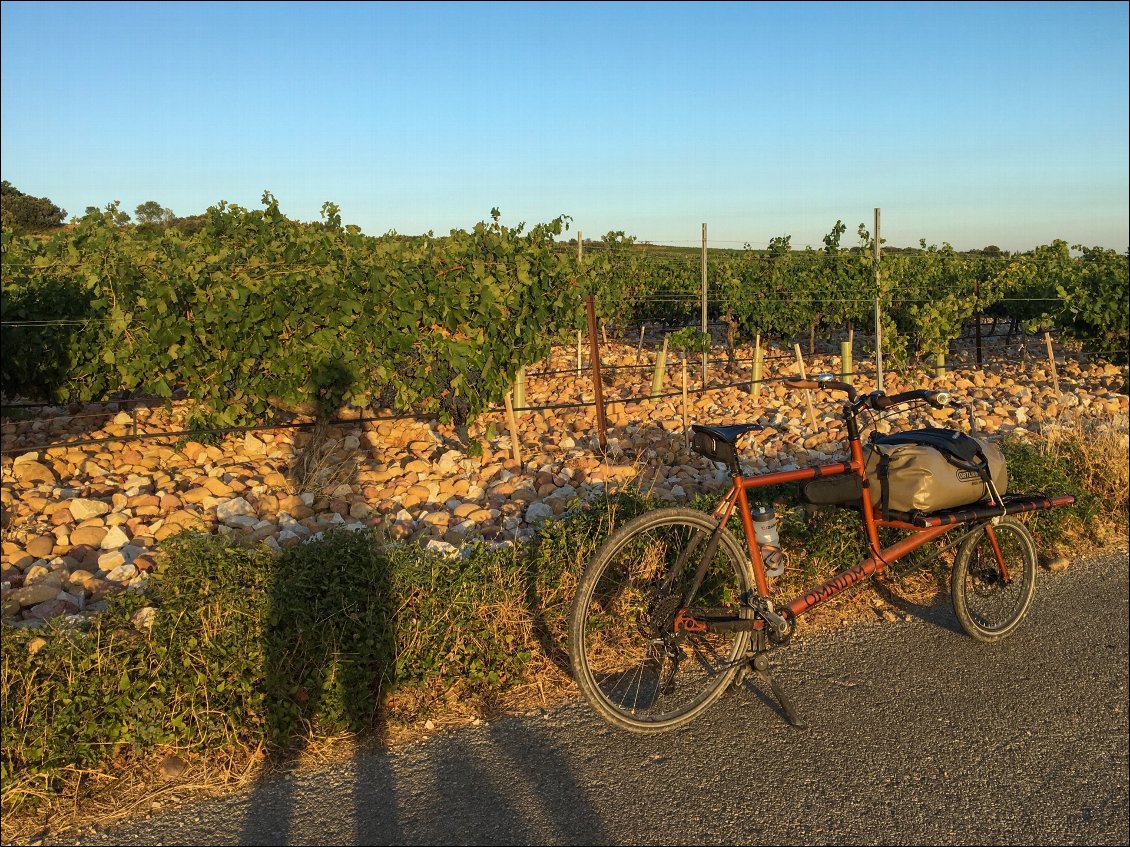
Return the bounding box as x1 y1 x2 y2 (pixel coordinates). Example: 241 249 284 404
2 1 1127 251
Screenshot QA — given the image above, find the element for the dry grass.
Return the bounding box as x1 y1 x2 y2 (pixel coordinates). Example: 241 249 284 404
1040 412 1129 514
288 420 360 495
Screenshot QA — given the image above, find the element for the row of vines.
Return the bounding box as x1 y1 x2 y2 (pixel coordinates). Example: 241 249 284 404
581 223 1129 369
2 198 587 426
2 198 1127 427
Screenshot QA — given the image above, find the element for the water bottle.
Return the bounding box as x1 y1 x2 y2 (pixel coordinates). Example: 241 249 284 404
751 505 785 578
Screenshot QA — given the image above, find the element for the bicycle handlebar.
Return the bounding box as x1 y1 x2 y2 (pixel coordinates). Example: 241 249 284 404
784 378 952 412
872 389 951 410
784 378 858 402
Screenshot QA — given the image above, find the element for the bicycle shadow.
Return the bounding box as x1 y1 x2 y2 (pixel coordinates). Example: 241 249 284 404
871 572 965 635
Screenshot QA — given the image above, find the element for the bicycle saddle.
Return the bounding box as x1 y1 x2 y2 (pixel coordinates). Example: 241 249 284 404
690 423 764 446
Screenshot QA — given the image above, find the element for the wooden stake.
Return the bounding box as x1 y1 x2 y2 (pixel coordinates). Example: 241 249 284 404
512 366 526 416
840 341 853 386
651 335 668 397
576 330 582 375
874 206 884 392
794 342 818 430
636 324 646 363
586 296 608 452
1044 332 1060 396
503 391 523 469
682 355 690 450
750 334 762 399
701 223 708 391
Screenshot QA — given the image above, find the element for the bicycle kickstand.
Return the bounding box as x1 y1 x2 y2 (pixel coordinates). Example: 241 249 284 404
751 653 807 729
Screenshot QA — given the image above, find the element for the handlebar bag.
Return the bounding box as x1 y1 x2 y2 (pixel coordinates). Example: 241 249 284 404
864 427 1008 518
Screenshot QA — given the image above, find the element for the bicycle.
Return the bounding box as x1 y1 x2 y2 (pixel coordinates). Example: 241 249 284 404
567 377 1076 733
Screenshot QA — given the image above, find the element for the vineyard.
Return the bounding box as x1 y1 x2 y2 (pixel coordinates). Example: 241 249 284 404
1 196 1127 429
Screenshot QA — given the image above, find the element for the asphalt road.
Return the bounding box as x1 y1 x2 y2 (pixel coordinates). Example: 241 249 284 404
52 546 1130 846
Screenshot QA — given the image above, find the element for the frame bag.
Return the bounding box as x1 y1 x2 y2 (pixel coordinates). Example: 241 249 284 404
864 427 1007 518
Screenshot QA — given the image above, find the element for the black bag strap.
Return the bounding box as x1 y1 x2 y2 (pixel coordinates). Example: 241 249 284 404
877 452 892 521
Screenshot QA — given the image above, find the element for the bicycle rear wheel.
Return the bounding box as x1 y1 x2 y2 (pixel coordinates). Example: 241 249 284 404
951 517 1037 643
568 507 755 733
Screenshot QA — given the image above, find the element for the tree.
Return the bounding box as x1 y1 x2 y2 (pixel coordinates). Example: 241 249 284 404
84 202 132 226
134 200 174 226
1 181 67 233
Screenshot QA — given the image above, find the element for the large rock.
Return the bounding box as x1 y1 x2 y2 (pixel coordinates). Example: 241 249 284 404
69 498 111 520
215 497 256 522
70 525 109 547
100 525 132 550
524 502 554 524
10 582 61 608
14 461 57 485
25 534 56 558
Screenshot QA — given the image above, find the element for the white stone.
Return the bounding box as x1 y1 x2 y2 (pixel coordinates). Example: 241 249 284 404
132 606 156 632
425 539 458 556
105 563 139 583
524 502 554 524
69 498 111 520
100 525 132 550
225 515 260 529
215 497 256 522
548 485 578 502
97 550 126 570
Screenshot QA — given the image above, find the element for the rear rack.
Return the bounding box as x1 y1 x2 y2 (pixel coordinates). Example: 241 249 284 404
908 494 1077 528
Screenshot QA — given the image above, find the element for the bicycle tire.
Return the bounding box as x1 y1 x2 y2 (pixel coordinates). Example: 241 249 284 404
568 507 755 733
950 517 1037 643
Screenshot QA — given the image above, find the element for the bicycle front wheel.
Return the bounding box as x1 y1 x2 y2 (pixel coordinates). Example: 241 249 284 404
568 507 755 733
951 517 1037 643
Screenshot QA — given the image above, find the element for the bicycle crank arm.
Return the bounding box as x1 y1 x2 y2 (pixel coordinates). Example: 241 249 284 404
758 605 791 639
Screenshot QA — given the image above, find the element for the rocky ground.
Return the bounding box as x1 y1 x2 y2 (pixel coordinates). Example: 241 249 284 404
2 339 1127 629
